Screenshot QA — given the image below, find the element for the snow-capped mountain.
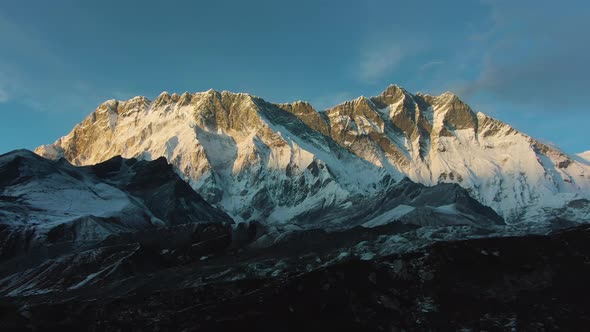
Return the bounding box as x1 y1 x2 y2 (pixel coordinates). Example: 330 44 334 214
0 150 232 257
35 85 590 224
579 151 590 162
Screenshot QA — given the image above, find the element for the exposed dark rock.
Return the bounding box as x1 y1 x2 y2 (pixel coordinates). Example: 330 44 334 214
3 225 590 331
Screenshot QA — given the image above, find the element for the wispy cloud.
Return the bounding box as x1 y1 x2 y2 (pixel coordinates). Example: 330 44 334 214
357 43 408 83
456 0 590 110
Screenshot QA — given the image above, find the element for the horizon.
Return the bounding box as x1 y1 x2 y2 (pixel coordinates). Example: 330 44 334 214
1 0 589 154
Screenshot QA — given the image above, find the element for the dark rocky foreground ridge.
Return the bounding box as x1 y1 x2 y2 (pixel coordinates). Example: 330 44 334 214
1 224 590 331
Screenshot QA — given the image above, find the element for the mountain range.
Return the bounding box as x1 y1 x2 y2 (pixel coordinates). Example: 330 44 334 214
34 84 590 225
3 84 590 330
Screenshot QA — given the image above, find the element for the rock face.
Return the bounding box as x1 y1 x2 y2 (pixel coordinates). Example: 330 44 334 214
35 85 590 223
0 149 232 259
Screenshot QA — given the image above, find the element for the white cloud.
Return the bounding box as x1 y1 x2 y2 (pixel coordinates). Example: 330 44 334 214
456 0 590 109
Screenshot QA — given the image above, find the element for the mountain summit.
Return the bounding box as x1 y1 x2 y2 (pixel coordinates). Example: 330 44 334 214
35 85 590 224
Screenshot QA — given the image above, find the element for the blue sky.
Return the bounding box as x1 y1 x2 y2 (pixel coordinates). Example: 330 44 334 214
0 0 589 154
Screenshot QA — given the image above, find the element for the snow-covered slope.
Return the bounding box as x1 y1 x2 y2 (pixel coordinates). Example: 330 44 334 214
0 150 232 255
289 178 504 228
35 85 590 224
579 151 590 162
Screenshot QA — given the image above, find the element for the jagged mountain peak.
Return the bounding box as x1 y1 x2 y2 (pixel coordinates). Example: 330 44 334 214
380 83 408 95
277 100 316 113
414 90 458 100
438 90 459 99
376 84 409 103
292 100 312 106
97 98 119 111
113 89 260 112
327 95 377 115
154 91 173 106
101 85 475 123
